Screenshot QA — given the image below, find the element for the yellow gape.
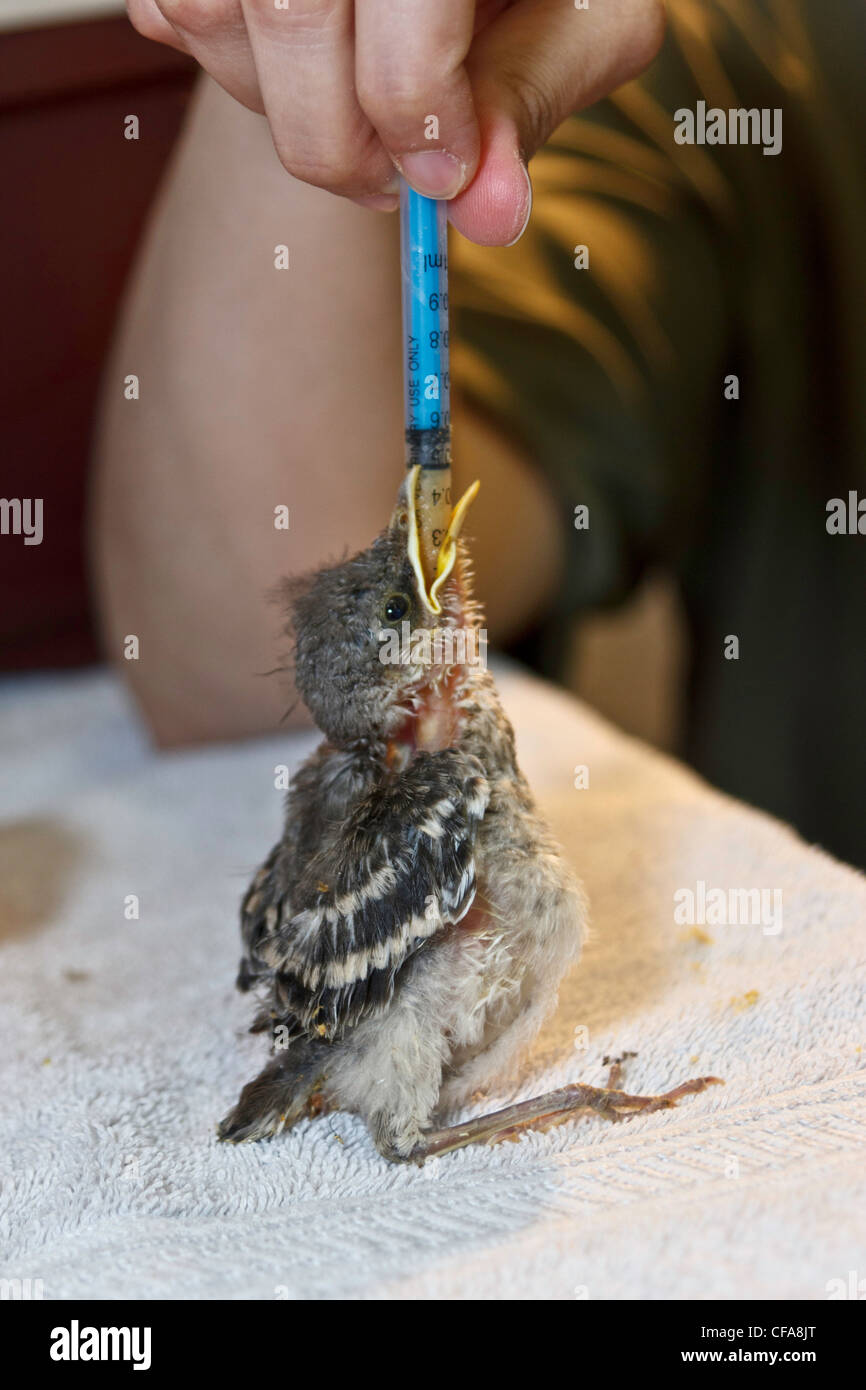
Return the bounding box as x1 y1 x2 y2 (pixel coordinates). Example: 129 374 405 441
404 465 480 616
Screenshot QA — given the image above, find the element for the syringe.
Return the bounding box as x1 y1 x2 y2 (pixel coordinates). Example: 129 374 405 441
400 179 452 585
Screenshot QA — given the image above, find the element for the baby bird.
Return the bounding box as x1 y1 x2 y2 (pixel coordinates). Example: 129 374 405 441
219 469 718 1161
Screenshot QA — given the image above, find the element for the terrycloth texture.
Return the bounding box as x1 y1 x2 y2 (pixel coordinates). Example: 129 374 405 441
0 667 863 1300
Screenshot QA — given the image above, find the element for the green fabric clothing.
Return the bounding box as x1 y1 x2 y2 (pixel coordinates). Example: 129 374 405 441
451 0 866 867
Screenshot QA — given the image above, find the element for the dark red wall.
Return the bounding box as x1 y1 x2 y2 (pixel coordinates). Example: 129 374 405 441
0 17 195 668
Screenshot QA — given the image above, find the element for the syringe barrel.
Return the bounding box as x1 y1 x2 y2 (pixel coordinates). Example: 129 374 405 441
400 182 451 471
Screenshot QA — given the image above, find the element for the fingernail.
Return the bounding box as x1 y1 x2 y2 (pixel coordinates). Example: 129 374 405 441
354 193 400 212
504 162 532 247
395 150 465 200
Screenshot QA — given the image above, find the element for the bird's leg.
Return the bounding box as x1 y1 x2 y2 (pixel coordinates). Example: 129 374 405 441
411 1072 723 1163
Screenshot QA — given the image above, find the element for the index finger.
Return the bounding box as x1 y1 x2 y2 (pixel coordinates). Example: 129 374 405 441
354 0 480 200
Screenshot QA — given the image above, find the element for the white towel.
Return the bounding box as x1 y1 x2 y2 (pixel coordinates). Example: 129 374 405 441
1 666 864 1300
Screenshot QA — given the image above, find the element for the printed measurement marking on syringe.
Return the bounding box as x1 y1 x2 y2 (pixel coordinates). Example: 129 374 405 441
401 183 452 470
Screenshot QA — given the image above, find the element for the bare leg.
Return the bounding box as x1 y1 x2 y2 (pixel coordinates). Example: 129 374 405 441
412 1072 723 1163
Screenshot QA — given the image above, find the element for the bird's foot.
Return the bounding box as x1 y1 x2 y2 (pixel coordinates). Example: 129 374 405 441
371 1112 427 1163
409 1071 724 1163
602 1050 638 1089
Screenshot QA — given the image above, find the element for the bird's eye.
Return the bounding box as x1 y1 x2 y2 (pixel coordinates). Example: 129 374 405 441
382 593 410 624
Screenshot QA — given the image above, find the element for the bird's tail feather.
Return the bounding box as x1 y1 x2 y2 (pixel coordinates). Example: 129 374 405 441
218 1041 330 1143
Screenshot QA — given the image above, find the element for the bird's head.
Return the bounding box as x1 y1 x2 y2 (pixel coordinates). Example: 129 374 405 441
287 467 481 750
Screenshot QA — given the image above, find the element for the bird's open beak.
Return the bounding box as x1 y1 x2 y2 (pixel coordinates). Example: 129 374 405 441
404 465 480 615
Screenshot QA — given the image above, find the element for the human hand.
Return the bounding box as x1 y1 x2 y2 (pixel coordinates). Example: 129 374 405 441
128 0 664 243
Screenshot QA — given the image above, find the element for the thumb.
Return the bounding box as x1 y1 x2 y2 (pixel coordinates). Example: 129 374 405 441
450 0 665 246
